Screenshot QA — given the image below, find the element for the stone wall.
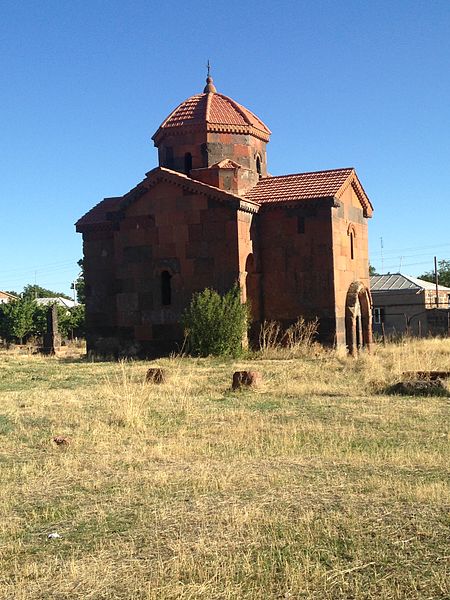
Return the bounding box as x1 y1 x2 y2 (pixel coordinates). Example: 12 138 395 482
84 180 241 356
157 130 267 189
83 227 117 353
331 184 371 346
258 202 336 342
372 290 450 337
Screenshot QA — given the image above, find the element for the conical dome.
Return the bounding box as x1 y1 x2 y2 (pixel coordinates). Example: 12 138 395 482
152 78 271 145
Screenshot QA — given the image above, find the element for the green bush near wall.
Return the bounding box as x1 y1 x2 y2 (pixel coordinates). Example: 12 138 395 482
182 284 248 357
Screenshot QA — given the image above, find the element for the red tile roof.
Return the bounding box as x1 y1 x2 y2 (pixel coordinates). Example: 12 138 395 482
210 159 241 169
153 92 271 143
244 168 354 204
76 166 373 230
75 197 122 230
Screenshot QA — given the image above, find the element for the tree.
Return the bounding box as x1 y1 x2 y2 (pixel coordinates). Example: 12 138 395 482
369 264 378 276
420 260 450 288
0 300 86 344
69 304 85 337
0 299 35 344
29 303 48 337
182 284 248 357
71 259 85 304
22 284 72 301
57 304 85 338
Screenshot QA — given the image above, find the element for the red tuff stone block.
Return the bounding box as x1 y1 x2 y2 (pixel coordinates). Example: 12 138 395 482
232 371 262 390
146 368 166 384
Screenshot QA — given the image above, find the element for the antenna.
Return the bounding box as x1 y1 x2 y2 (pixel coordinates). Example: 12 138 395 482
380 237 384 273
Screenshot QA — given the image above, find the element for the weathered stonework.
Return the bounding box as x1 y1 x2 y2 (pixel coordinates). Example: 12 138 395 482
76 76 373 357
42 305 61 355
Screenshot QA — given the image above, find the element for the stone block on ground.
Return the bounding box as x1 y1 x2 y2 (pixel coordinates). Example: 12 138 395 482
386 379 449 397
402 371 450 381
146 368 166 384
53 436 70 446
232 370 262 390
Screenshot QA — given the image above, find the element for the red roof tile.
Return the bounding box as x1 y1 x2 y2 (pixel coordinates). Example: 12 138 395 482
75 197 122 230
153 92 271 143
210 159 241 169
244 168 355 204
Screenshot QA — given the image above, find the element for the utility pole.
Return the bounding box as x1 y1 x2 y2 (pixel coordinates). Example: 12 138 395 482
434 256 439 307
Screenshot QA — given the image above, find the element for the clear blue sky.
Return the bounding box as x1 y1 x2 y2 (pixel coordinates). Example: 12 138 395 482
1 0 449 296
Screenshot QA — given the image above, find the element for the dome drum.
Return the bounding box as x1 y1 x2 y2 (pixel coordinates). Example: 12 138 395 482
153 78 270 186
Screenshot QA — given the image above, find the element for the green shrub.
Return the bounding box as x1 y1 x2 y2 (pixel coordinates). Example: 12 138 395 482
182 284 248 357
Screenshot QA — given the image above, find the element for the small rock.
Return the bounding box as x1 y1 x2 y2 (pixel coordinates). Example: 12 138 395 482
53 436 70 446
232 370 262 390
146 368 166 384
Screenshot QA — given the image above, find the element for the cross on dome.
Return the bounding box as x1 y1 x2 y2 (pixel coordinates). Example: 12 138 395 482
203 60 217 93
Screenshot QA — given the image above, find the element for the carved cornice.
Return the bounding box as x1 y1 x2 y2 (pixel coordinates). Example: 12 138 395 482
152 122 270 146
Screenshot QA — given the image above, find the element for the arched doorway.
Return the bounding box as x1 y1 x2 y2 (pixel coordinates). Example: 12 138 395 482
345 282 372 356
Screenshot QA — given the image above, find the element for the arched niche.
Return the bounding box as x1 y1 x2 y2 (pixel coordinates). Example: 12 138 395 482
345 281 372 356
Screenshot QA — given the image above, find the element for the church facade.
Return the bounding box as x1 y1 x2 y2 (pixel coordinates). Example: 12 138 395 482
76 75 373 356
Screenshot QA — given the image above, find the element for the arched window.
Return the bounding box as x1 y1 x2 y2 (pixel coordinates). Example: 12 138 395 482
256 155 262 177
184 152 192 175
161 271 172 306
347 224 356 260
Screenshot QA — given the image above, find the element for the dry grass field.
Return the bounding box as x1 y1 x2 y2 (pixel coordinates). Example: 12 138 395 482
0 339 449 599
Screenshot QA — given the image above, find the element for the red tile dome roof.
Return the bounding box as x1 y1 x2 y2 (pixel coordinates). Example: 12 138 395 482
152 77 271 144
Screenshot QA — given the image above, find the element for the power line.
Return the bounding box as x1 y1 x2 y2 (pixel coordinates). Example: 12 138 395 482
373 249 450 261
381 259 438 269
0 259 78 276
371 242 450 257
376 256 449 271
1 267 78 287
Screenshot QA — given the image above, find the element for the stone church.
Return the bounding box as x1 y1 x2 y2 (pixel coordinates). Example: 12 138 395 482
76 74 373 356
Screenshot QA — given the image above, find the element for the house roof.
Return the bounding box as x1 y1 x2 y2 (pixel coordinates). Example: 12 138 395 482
152 77 271 144
370 273 450 292
0 291 18 300
244 168 373 216
35 297 78 308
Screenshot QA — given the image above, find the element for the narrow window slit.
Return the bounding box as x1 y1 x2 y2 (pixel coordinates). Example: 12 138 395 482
161 271 172 305
256 155 262 177
184 152 192 175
